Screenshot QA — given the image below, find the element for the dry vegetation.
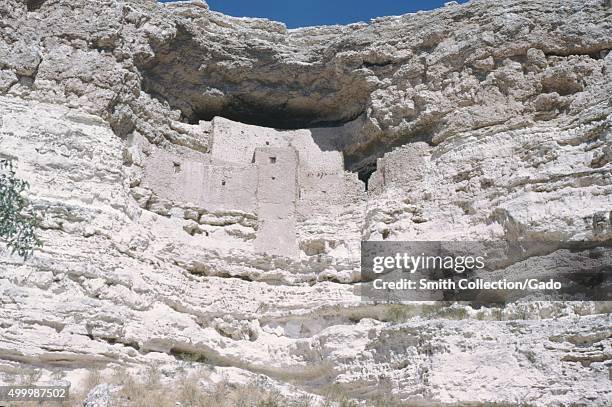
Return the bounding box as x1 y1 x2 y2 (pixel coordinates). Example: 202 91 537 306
1 363 537 407
62 364 417 407
64 365 314 407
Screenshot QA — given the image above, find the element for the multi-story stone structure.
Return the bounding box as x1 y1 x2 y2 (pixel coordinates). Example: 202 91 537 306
141 117 364 258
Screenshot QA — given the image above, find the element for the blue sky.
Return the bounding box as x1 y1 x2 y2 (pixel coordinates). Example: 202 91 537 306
159 0 469 28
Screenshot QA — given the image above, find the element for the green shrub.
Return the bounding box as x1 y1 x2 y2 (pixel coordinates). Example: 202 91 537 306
0 159 42 260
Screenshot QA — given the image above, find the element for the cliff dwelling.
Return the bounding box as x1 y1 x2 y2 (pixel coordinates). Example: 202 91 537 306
140 117 365 258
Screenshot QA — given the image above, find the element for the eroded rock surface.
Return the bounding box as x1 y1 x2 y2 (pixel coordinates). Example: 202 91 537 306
0 0 611 405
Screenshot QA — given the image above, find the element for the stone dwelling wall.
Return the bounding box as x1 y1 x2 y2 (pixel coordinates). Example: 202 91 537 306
142 116 365 258
289 131 346 215
253 147 299 257
369 142 431 193
211 117 291 164
142 147 258 213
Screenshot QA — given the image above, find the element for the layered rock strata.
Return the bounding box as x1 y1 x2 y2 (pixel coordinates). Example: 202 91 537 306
0 0 611 405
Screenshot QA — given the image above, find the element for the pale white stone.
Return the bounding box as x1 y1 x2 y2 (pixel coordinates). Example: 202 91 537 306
0 0 610 404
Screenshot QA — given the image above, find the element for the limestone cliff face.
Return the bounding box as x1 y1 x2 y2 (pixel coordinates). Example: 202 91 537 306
0 0 611 405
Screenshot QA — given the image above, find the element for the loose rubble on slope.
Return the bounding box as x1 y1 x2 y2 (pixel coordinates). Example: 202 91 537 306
0 0 611 405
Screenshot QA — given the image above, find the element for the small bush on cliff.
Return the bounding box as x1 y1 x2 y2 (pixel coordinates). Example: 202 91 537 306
0 159 42 260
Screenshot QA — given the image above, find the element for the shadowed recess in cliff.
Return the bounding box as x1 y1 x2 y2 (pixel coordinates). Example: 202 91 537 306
190 99 366 130
138 23 372 130
26 0 46 11
141 69 370 129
